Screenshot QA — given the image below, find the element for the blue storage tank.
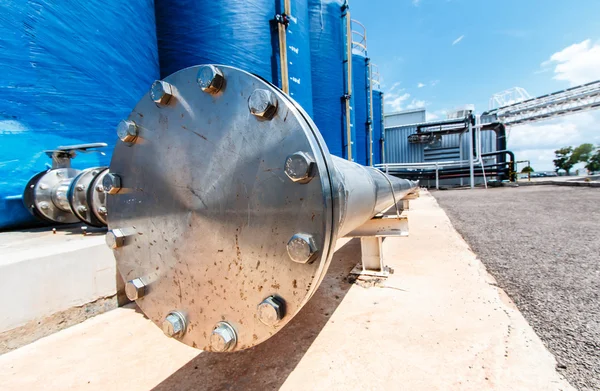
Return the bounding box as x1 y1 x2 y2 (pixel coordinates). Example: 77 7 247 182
372 90 384 165
0 1 159 230
155 0 314 116
352 54 370 165
308 0 352 159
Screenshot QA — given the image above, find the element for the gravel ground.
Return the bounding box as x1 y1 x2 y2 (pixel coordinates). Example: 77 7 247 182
433 186 600 391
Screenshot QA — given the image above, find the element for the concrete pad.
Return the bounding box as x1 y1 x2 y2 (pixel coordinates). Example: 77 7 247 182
0 226 117 333
0 191 573 391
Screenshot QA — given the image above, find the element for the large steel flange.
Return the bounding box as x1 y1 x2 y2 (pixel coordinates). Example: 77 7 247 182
67 167 109 227
23 168 81 224
106 65 337 351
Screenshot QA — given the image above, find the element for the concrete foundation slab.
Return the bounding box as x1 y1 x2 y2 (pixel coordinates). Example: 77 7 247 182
0 192 573 391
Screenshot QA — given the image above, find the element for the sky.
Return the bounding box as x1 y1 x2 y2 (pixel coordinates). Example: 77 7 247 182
349 0 600 171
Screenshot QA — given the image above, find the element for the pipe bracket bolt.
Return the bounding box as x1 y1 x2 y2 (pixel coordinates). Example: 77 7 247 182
117 120 139 144
150 80 173 105
284 152 315 183
248 89 278 120
162 311 187 339
210 321 237 352
257 296 285 326
197 65 224 94
125 278 146 301
106 228 126 249
102 173 122 194
287 233 318 264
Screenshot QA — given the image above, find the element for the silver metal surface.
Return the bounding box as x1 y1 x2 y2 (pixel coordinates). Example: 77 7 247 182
68 167 108 227
106 64 416 352
150 80 173 105
24 168 80 224
210 322 237 352
162 311 187 339
88 168 109 226
125 278 146 301
117 120 139 144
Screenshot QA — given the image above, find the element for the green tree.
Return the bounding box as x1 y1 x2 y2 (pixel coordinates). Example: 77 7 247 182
586 148 600 173
553 147 574 174
521 166 534 173
570 143 595 164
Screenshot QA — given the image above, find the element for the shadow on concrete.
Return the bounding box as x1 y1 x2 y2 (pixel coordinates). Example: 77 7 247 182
152 238 360 391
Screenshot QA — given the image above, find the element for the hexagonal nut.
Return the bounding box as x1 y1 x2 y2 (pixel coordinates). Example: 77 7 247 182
248 89 278 120
162 311 187 339
97 206 108 215
210 322 237 352
105 228 126 249
150 80 173 105
285 152 316 183
117 120 138 144
287 233 318 264
102 173 122 194
125 278 146 301
257 296 285 326
197 65 224 94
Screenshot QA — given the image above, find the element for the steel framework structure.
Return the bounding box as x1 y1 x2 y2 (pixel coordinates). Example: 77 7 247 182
482 80 600 126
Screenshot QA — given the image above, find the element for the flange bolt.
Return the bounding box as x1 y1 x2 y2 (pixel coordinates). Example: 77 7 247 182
117 120 139 144
162 311 187 339
102 173 122 194
284 152 315 183
257 296 286 326
287 233 318 264
197 65 224 94
125 278 146 301
105 228 126 249
150 80 173 105
248 89 278 120
210 322 237 352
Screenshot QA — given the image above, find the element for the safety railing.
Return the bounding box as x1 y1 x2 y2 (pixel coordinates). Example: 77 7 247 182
351 19 367 56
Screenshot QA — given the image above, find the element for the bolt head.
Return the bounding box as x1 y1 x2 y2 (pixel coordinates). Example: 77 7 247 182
197 65 224 94
257 296 285 326
125 278 146 301
285 152 316 183
162 311 187 339
105 228 125 249
39 183 48 190
117 120 138 144
210 322 237 352
39 202 50 210
97 206 107 215
248 89 278 120
102 173 122 194
287 233 318 264
76 184 85 191
96 184 104 192
77 205 88 213
150 80 173 105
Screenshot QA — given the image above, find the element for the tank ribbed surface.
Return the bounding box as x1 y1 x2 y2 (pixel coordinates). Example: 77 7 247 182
155 0 313 115
308 0 345 158
372 90 383 165
0 0 159 229
352 54 369 165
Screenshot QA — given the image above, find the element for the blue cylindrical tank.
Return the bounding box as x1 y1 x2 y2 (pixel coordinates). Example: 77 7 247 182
308 0 346 158
0 1 159 230
372 90 384 165
352 54 369 165
155 0 313 116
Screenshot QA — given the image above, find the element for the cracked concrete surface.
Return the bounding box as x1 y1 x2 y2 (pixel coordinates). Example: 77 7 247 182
0 190 573 390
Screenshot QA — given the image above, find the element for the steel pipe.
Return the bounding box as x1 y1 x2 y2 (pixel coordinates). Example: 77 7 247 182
105 65 417 352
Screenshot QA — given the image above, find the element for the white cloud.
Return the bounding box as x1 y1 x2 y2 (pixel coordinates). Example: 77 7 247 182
417 82 425 88
542 39 600 85
509 112 600 171
407 99 427 110
430 80 440 87
452 35 464 46
388 82 402 93
386 92 411 112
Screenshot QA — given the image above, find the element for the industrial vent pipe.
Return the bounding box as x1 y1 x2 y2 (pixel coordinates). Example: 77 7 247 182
105 65 417 352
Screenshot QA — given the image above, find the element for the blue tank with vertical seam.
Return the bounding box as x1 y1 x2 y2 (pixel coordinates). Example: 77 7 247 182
372 90 383 165
155 0 313 116
0 0 159 230
308 0 346 158
352 54 369 165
